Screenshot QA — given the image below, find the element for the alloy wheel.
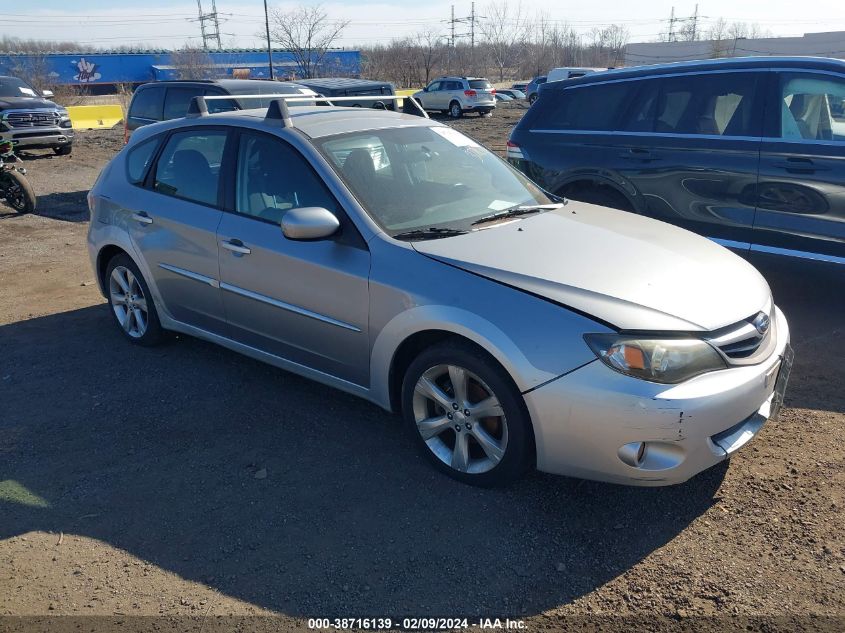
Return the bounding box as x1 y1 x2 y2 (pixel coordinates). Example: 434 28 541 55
412 364 508 474
109 265 149 338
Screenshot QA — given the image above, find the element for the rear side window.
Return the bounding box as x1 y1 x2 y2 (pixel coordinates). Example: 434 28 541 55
129 87 164 121
153 130 227 207
469 80 492 90
653 72 760 136
546 82 634 131
126 136 160 184
163 87 203 120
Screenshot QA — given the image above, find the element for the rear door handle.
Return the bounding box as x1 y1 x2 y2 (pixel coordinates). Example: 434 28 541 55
772 158 829 173
220 239 251 255
131 212 153 225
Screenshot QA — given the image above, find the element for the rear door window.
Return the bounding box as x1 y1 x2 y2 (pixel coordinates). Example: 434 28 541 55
129 87 164 121
653 72 761 136
163 87 203 120
469 80 492 90
153 129 228 207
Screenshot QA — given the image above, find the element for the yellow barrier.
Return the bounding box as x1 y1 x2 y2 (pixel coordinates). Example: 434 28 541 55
66 105 124 130
395 89 420 108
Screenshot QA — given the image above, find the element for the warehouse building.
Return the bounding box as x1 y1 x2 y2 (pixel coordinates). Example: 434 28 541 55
625 31 845 66
0 48 361 91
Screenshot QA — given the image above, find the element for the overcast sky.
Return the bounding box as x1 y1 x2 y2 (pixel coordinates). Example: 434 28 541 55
4 0 845 49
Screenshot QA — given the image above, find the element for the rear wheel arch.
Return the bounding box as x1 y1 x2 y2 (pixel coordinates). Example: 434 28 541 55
96 244 131 294
559 178 637 213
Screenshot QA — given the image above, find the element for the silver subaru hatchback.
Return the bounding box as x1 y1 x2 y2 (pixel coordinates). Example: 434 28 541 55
87 99 792 487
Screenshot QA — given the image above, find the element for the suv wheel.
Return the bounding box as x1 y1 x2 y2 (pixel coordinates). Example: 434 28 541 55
449 101 463 119
54 145 72 156
105 254 165 346
401 340 533 487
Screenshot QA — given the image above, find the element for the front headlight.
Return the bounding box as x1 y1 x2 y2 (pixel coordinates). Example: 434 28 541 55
584 333 727 384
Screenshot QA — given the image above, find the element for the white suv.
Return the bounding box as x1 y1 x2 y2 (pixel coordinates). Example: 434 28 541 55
412 77 496 118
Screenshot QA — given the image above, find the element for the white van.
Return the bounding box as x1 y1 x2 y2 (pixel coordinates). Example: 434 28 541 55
546 67 603 83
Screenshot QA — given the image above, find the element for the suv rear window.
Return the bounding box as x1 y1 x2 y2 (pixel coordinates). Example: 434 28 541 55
469 80 492 90
129 87 164 121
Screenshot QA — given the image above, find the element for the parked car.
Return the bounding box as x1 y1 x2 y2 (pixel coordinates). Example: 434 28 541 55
497 89 526 100
546 67 601 83
125 79 318 142
495 93 513 102
525 75 547 104
292 77 395 109
507 56 845 268
88 96 791 487
412 76 496 118
0 75 73 155
511 82 529 92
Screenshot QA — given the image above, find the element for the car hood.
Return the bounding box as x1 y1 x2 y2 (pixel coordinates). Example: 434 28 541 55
0 96 58 111
411 202 771 332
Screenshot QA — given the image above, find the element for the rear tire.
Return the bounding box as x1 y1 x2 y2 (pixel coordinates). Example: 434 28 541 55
449 101 463 119
105 253 165 346
2 169 36 214
54 145 72 156
401 340 533 487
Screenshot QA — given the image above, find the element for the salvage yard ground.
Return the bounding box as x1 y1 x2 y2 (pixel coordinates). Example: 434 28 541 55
1 103 843 631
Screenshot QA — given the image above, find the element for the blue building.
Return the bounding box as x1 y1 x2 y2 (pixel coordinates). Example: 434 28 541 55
0 49 361 88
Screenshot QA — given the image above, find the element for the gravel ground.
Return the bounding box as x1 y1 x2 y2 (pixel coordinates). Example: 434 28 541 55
0 103 844 632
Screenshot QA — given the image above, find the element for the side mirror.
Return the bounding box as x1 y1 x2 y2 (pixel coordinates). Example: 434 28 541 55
423 86 429 93
281 207 340 240
41 89 54 99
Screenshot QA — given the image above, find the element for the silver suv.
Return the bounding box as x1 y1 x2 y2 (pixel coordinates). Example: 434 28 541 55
412 77 496 118
87 96 791 488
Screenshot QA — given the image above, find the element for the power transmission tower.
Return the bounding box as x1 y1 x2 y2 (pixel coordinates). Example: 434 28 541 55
667 6 676 42
196 0 222 50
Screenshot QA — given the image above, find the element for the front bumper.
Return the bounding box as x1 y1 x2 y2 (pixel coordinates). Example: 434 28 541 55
0 127 74 149
525 307 791 486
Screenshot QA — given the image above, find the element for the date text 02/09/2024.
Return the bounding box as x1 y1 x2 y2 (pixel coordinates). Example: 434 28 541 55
307 617 526 630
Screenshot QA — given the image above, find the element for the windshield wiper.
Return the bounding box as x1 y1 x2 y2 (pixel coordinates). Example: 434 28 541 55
471 203 563 226
393 227 469 241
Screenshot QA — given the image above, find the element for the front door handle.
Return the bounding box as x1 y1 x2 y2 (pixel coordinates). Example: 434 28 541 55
131 212 153 225
220 239 251 255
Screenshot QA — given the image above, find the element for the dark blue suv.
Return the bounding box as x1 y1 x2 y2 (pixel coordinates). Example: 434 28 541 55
507 57 845 267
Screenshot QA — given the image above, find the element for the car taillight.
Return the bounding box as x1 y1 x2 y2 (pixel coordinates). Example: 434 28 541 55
464 89 477 97
491 88 496 94
506 140 524 160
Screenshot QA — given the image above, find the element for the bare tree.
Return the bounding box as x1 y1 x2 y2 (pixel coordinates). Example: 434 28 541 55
169 46 216 80
415 30 444 86
269 4 349 79
479 1 528 82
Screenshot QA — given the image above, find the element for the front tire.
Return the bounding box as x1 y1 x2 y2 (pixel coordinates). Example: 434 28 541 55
401 341 533 487
449 101 463 119
54 145 72 156
2 170 36 214
105 254 164 346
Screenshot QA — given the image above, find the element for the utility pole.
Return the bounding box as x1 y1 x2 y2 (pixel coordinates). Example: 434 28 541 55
263 0 274 79
667 6 676 42
196 0 222 50
451 5 456 48
691 4 699 41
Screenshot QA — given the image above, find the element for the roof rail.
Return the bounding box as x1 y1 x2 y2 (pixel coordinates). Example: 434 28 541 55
187 93 428 127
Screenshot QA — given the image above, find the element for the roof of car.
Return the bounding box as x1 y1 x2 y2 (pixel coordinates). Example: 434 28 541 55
135 105 434 140
293 77 393 88
547 56 845 88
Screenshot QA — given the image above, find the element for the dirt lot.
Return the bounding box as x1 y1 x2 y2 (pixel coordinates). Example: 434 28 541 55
1 103 844 632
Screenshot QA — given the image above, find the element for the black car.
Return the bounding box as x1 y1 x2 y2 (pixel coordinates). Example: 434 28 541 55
291 77 396 109
125 79 317 141
0 76 73 155
508 56 845 267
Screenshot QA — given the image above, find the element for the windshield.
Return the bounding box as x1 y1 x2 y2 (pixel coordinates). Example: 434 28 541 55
0 76 39 98
316 125 552 236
